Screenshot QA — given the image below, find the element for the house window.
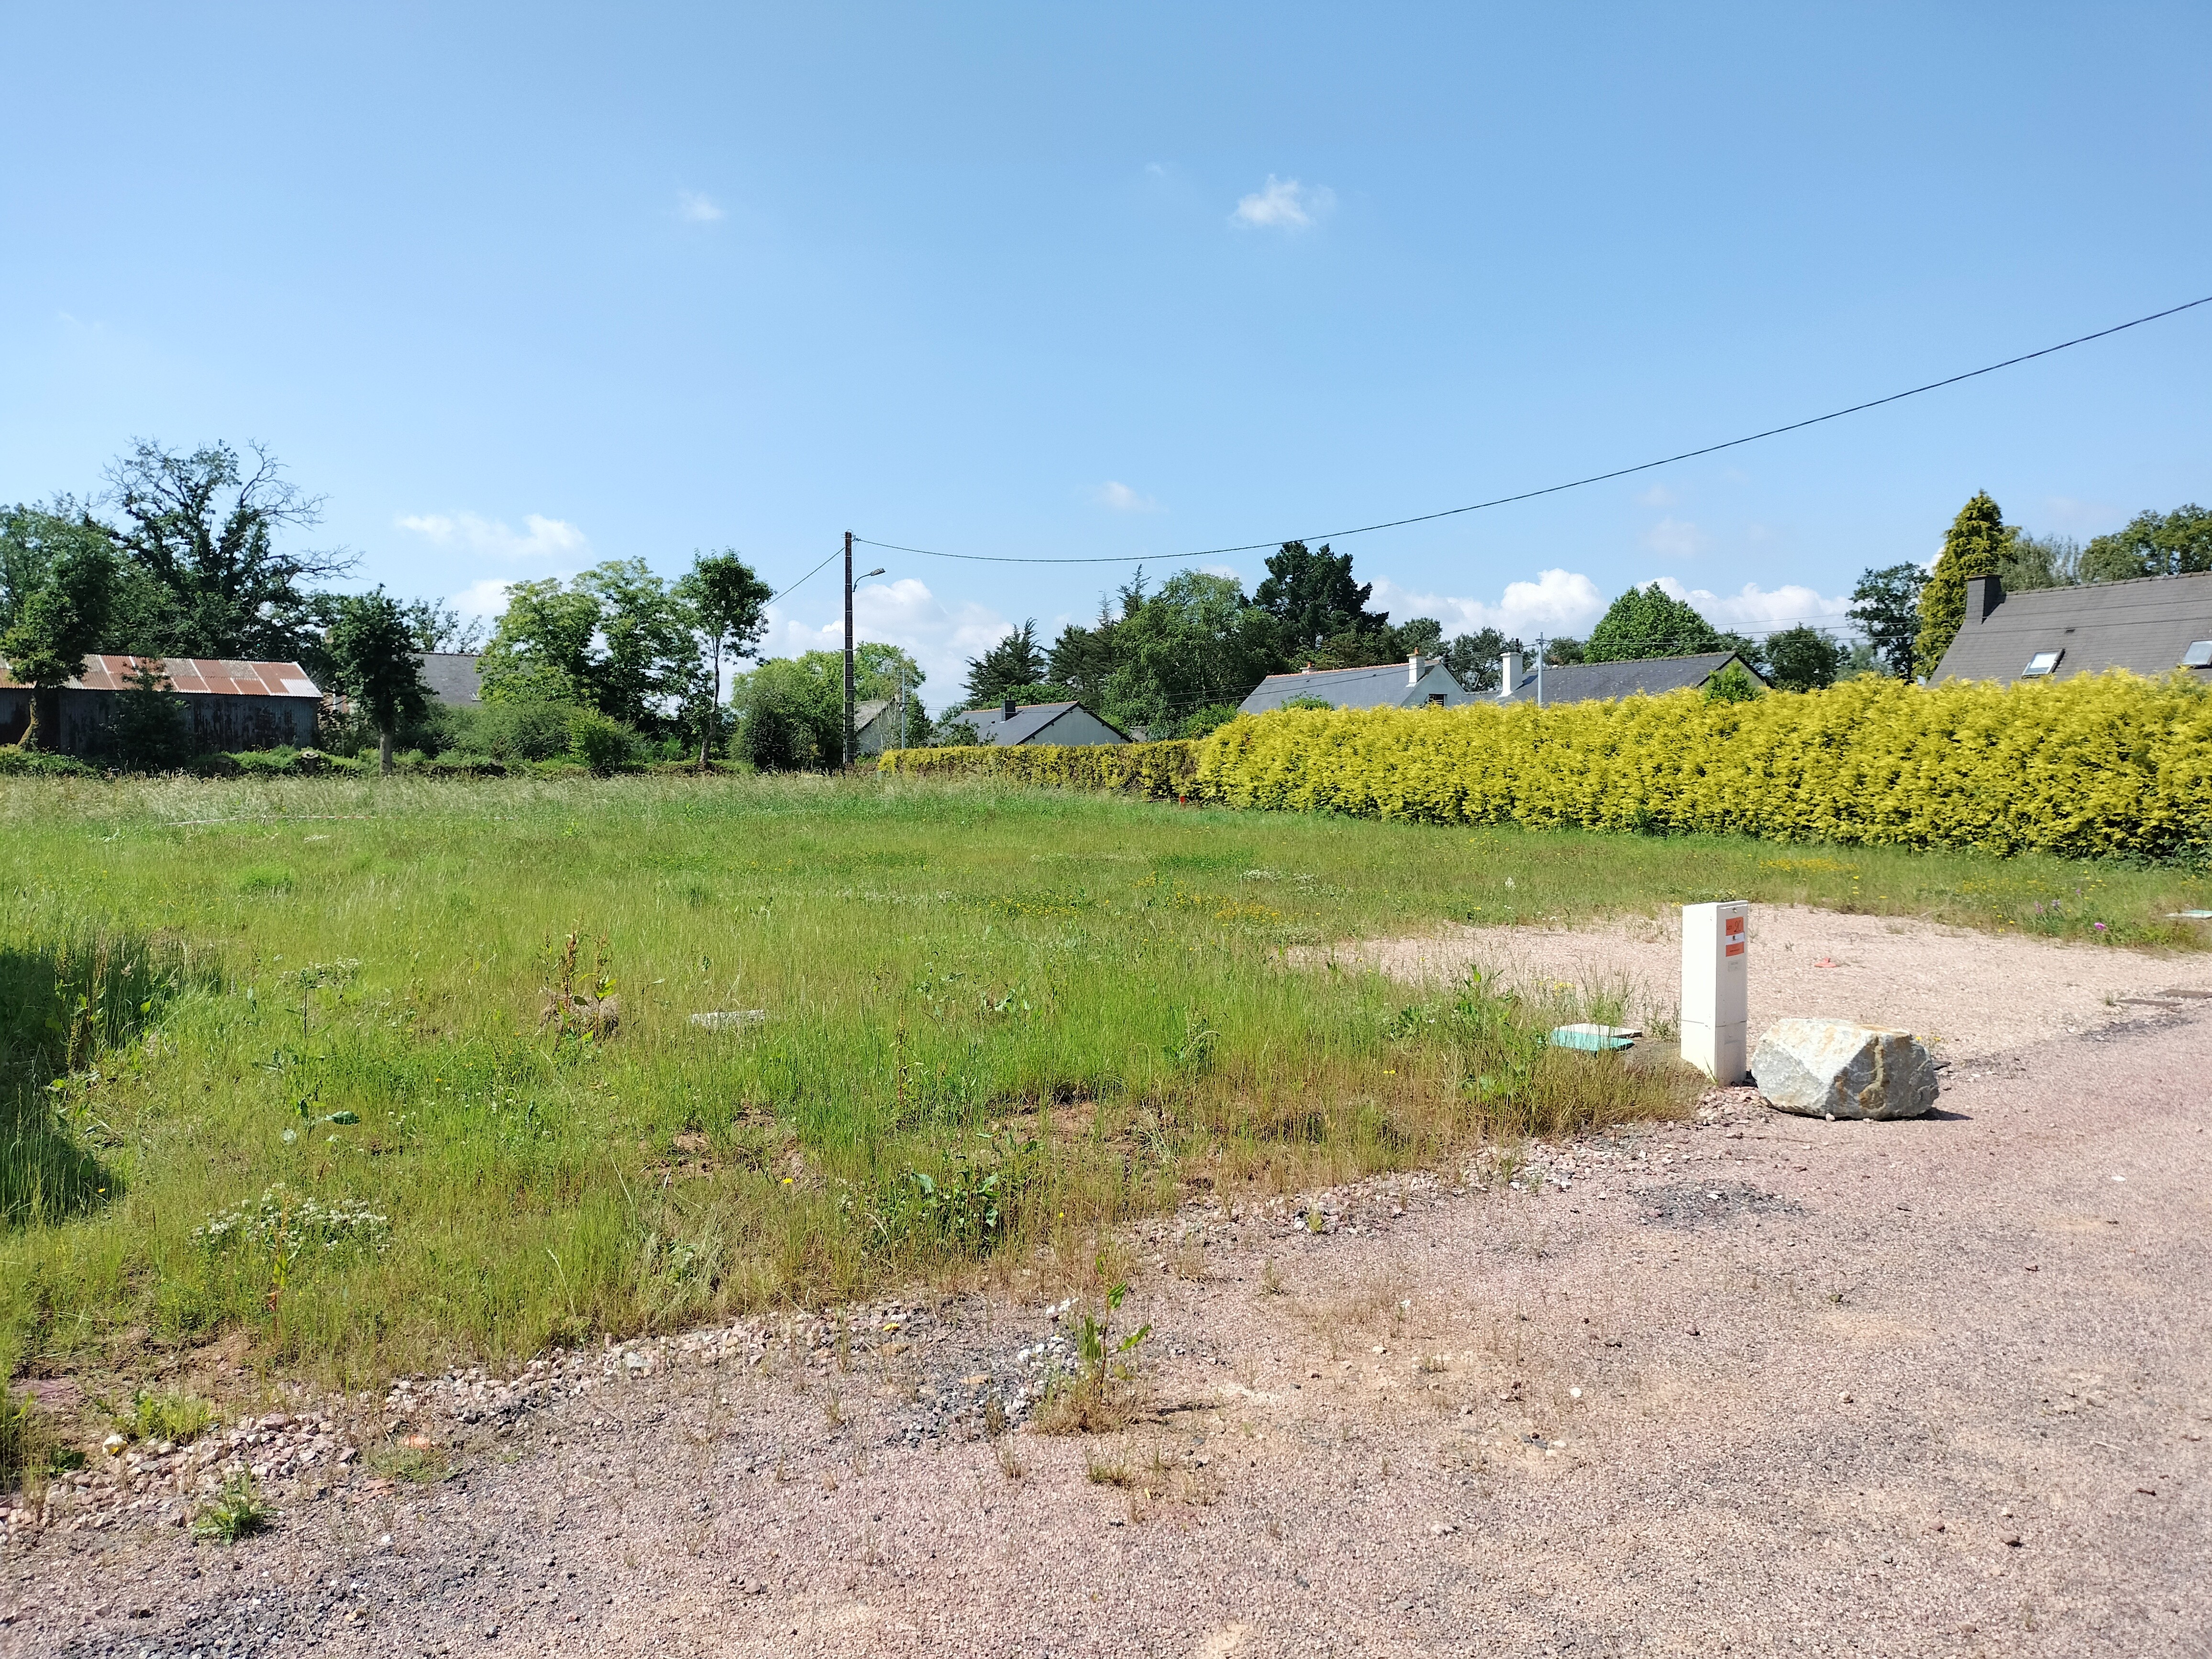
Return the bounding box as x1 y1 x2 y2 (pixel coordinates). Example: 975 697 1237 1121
1426 692 1445 707
2021 650 2062 677
2183 640 2212 668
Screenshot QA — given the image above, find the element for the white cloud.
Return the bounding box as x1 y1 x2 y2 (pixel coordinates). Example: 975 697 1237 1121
759 576 1012 700
1371 569 1606 641
1230 175 1333 229
1642 517 1711 560
397 511 588 562
1648 576 1852 634
1093 481 1160 513
446 577 516 621
676 189 725 223
1636 484 1678 508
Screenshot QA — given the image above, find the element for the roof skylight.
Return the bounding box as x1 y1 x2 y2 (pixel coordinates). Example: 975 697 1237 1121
2183 640 2212 668
2021 650 2062 677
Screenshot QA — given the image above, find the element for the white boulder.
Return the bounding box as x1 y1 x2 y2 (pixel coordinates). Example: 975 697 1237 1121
1751 1018 1938 1120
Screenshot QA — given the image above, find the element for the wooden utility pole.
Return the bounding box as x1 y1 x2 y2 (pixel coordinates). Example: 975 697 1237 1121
842 530 855 768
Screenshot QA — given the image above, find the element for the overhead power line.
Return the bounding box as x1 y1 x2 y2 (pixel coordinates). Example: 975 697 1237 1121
856 292 2212 568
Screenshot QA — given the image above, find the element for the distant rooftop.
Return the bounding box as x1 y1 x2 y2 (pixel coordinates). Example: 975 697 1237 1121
1498 651 1750 704
416 652 481 705
1239 657 1468 715
0 655 321 697
1934 571 2212 686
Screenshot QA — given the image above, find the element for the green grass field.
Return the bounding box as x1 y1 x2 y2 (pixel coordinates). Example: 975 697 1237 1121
3 772 2204 1399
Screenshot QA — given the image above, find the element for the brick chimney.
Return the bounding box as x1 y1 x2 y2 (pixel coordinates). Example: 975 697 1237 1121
1001 695 1016 721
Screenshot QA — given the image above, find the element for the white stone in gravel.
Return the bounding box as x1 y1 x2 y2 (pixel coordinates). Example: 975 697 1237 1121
1752 1018 1938 1120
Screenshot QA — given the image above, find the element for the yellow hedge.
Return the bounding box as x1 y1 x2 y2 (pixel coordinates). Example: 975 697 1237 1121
878 738 1200 798
1195 673 2212 859
880 675 2212 859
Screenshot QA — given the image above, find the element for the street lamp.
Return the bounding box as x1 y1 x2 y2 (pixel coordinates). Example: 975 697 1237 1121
841 527 886 767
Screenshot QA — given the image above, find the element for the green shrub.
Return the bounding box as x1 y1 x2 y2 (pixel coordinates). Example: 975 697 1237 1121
450 699 580 763
0 749 95 777
1196 672 2212 861
878 737 1199 798
565 708 639 775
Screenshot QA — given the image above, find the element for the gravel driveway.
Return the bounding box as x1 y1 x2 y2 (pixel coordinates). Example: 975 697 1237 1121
7 940 2209 1657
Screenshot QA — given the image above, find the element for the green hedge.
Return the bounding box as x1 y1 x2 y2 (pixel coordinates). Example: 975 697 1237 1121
883 673 2212 860
878 738 1200 798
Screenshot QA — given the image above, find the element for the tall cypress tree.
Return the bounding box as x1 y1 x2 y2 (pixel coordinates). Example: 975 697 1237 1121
1915 492 2014 677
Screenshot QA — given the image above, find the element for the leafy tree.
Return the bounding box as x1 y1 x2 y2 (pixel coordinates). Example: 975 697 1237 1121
2080 505 2212 582
962 620 1049 707
1442 627 1515 693
103 440 353 664
1848 564 1926 681
477 560 698 730
1 501 178 654
1915 491 2015 676
1100 572 1284 733
400 597 486 653
110 661 188 769
675 549 773 766
1703 663 1760 704
1176 703 1241 739
1 535 115 750
327 588 432 775
1544 634 1587 666
1763 624 1842 692
2000 532 2080 592
1585 584 1720 661
733 655 841 770
1253 542 1391 654
478 577 599 706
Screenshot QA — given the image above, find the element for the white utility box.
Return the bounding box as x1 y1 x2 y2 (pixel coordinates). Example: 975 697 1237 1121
1681 900 1749 1083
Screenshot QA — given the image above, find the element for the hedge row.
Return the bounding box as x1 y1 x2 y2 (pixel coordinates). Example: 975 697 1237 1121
882 674 2212 860
879 737 1200 798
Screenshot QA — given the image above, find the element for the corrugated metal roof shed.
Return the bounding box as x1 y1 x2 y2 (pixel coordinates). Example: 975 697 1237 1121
0 655 321 697
1497 651 1749 704
1933 572 2212 685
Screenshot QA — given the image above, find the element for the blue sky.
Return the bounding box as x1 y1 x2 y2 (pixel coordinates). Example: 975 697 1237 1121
6 4 2210 694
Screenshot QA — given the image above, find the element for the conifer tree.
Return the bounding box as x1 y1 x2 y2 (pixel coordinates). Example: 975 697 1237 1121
1914 492 2014 677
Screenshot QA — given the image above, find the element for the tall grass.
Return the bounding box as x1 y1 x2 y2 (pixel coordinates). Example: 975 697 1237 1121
0 772 2200 1390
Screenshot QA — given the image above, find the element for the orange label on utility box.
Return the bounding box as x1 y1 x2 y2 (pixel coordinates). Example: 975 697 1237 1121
1724 917 1745 936
1725 941 1745 957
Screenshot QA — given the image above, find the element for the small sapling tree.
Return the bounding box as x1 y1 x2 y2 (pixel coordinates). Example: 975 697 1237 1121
675 549 772 768
327 588 431 775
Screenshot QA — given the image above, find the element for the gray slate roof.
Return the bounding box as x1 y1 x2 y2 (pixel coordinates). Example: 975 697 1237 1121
953 700 1131 746
1933 572 2212 686
1239 659 1469 715
1498 651 1751 704
416 653 482 705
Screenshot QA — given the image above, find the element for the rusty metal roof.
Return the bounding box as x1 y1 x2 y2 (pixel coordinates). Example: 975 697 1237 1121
0 655 322 697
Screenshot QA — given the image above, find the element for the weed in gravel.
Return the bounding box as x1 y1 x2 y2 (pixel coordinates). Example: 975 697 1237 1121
1085 1449 1134 1486
368 1440 450 1482
121 1386 214 1444
822 1388 843 1428
995 1438 1027 1481
190 1471 274 1542
1036 1283 1150 1434
1258 1259 1285 1296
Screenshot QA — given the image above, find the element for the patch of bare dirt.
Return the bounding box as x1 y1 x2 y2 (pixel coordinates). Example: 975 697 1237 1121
1305 905 2210 1062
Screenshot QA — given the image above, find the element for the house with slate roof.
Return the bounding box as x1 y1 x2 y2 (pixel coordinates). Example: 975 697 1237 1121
949 697 1130 747
416 652 482 705
1933 572 2212 686
0 655 322 755
1239 654 1469 715
1495 648 1761 705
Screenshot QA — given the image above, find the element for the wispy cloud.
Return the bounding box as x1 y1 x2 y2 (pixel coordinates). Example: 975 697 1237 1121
1636 484 1678 508
1371 570 1606 641
1093 481 1160 513
397 511 588 562
445 577 517 621
1231 175 1333 230
676 189 725 223
1642 517 1711 559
